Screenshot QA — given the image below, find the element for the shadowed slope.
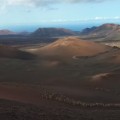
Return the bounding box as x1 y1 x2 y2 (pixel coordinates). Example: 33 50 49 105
0 45 36 60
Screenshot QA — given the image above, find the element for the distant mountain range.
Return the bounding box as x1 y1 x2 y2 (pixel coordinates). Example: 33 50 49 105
0 28 77 37
1 23 120 41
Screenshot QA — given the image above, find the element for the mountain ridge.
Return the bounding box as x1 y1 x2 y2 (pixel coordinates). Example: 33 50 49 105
80 23 120 41
31 28 77 37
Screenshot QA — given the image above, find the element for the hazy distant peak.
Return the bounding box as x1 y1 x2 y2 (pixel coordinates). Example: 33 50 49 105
0 29 16 35
98 23 120 31
101 23 120 27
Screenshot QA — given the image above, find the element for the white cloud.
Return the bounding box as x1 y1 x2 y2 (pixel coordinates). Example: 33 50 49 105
37 16 120 23
0 0 116 14
114 16 120 19
91 16 120 21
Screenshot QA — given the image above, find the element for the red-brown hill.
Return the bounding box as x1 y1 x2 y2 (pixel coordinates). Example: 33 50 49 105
34 37 110 58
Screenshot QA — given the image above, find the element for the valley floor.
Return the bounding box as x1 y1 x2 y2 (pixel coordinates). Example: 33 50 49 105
0 98 120 120
0 38 120 120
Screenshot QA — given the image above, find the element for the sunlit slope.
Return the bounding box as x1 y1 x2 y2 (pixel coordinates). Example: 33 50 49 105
33 37 110 58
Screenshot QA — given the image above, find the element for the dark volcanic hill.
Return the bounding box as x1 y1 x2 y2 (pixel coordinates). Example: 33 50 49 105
80 26 97 35
19 31 30 35
0 29 16 35
80 23 120 40
31 28 76 37
0 45 35 60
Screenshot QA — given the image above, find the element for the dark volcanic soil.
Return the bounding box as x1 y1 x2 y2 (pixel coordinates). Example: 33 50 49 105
0 99 120 120
0 38 120 120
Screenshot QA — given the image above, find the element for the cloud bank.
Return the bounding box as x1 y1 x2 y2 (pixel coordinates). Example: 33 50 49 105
0 0 113 8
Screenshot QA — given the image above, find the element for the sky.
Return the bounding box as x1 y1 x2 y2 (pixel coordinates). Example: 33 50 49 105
0 0 120 31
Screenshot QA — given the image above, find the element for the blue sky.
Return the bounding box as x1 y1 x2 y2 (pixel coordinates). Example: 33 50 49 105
0 0 120 31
